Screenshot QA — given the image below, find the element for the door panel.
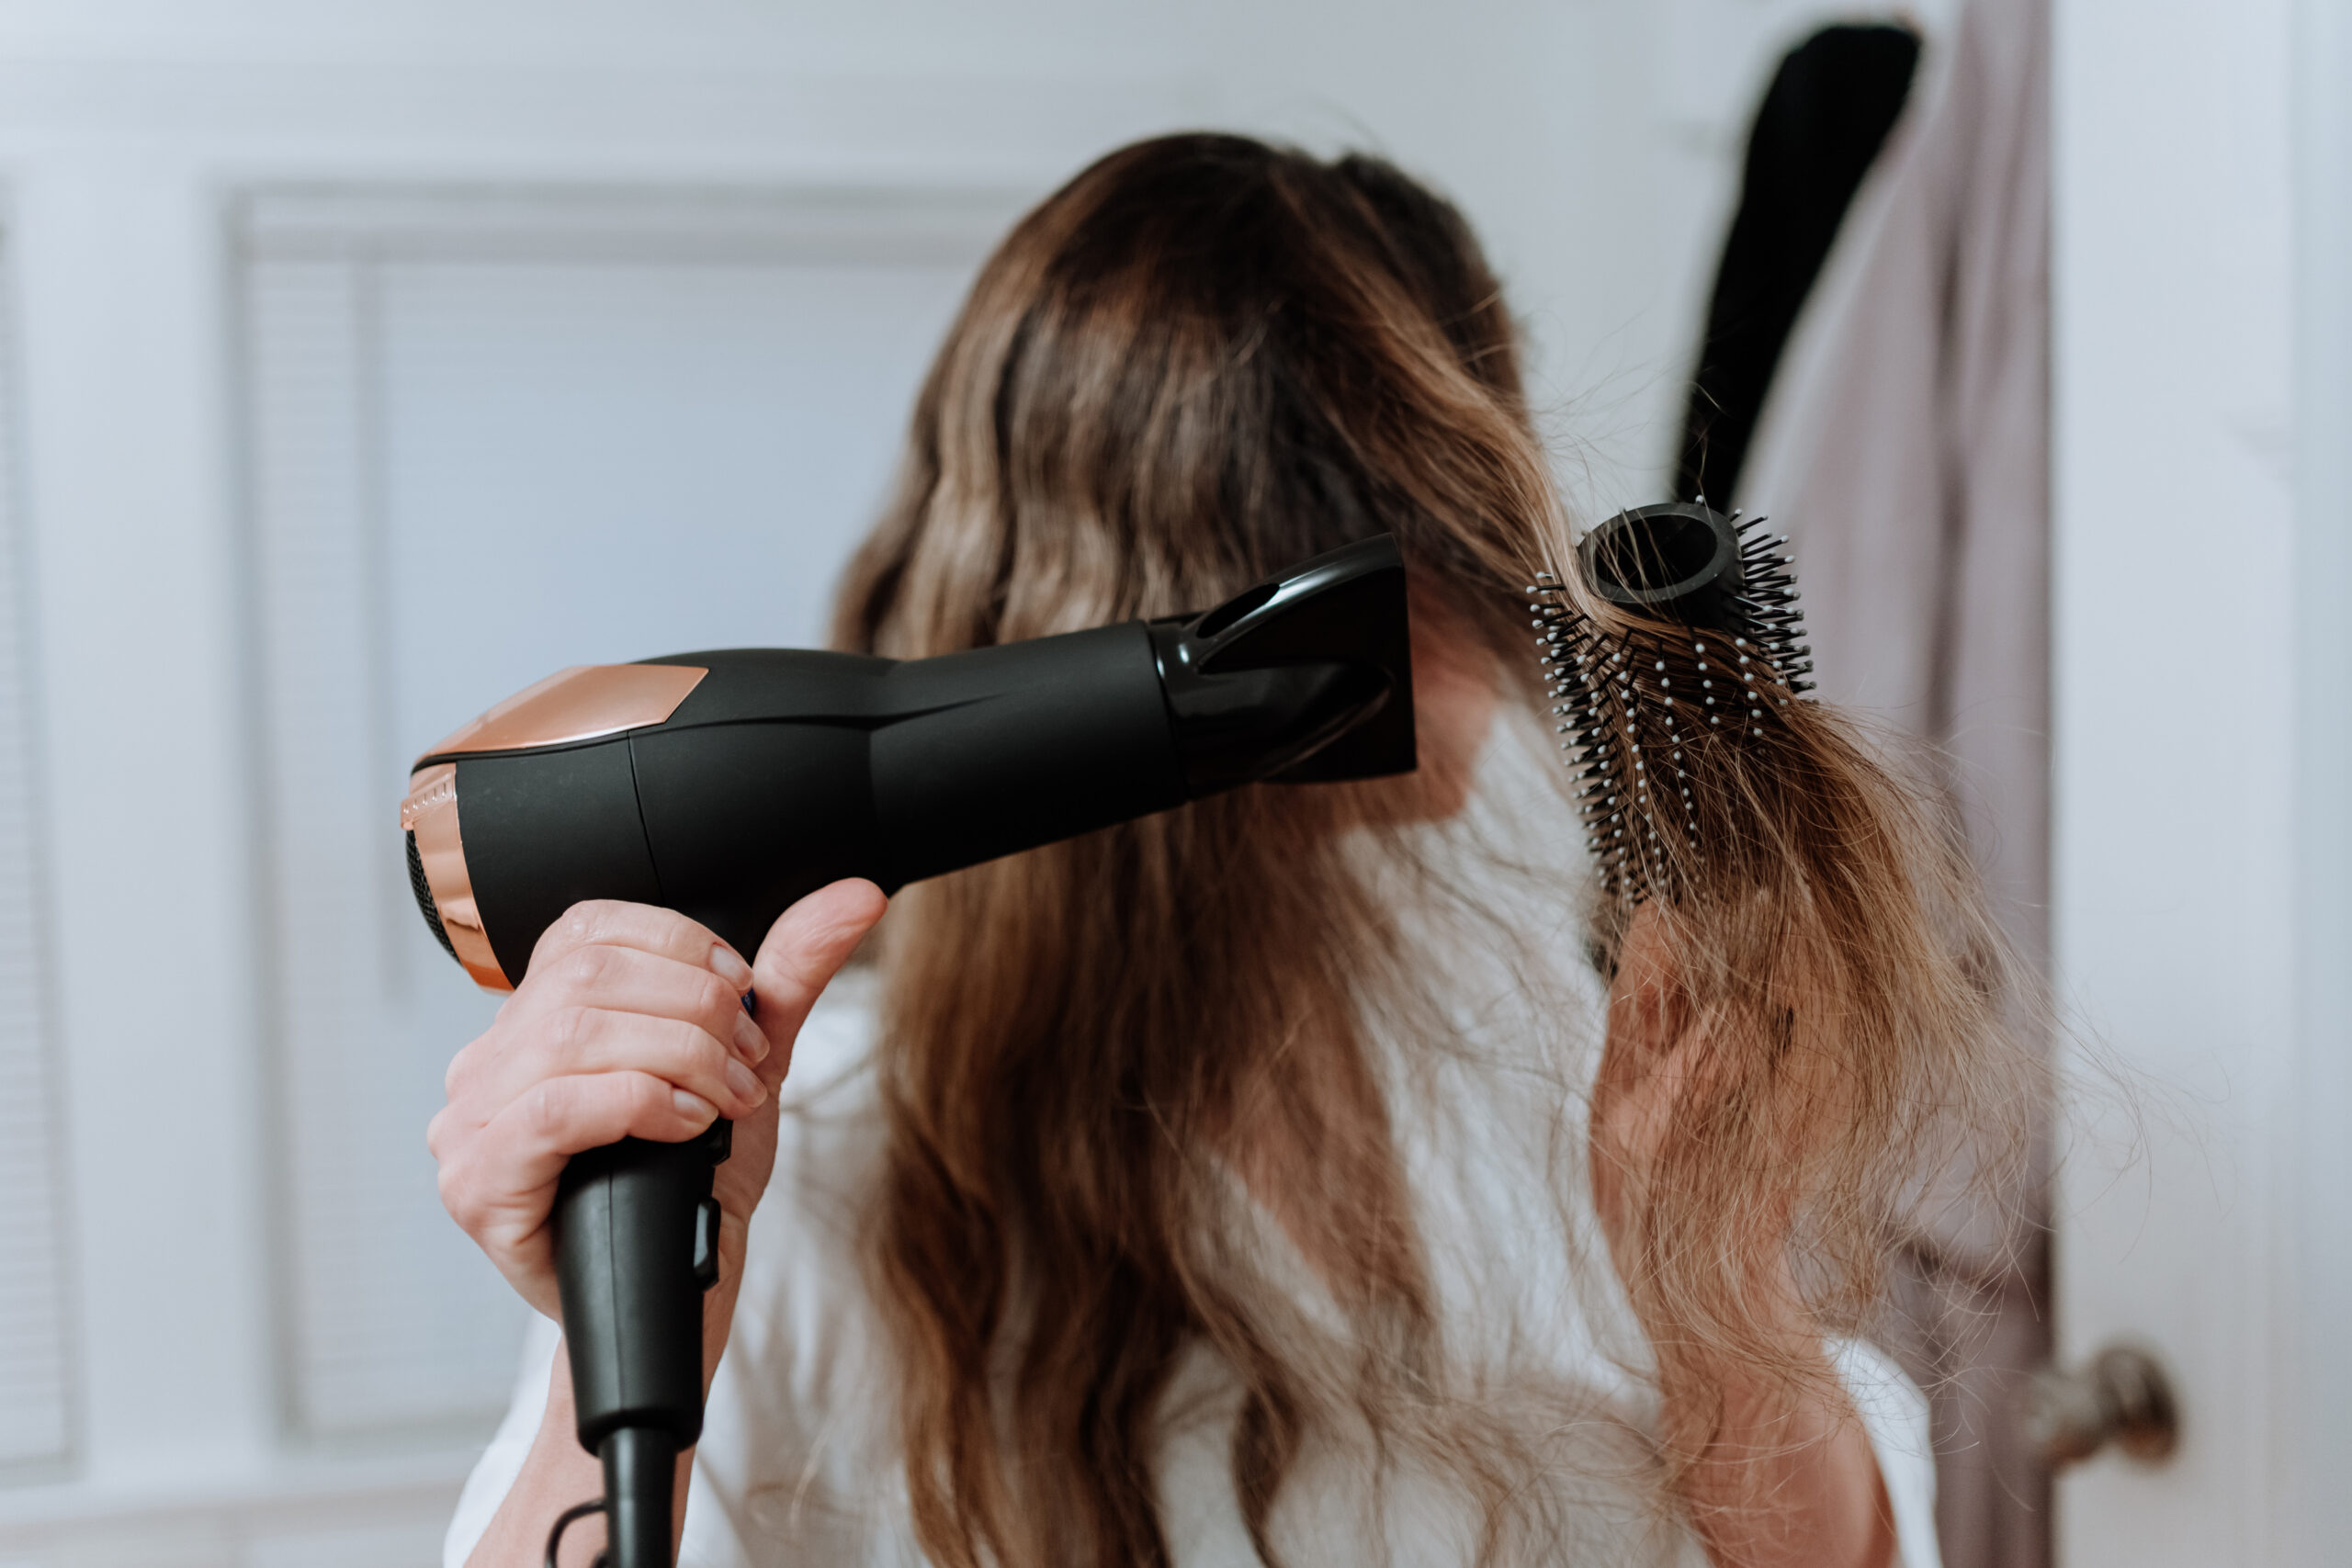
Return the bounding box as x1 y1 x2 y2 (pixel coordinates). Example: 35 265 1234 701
2050 0 2338 1560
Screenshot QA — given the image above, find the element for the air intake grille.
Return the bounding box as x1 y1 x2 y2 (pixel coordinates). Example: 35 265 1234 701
405 828 458 963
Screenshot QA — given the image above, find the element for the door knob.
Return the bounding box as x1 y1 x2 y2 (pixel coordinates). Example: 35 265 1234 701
2024 1342 2179 1467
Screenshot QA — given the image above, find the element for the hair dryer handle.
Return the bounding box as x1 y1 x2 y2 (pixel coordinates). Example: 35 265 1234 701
553 1118 730 1567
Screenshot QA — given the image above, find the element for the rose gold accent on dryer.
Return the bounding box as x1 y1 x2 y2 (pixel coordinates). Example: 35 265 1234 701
415 663 707 766
401 761 512 992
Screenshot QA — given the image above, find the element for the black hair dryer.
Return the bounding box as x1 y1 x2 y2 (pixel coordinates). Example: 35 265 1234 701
400 536 1412 1566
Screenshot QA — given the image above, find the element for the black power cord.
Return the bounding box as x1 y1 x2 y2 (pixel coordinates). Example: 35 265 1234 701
545 1497 608 1568
547 1427 676 1567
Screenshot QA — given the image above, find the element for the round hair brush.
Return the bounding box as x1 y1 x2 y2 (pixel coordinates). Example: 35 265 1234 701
1528 501 1815 904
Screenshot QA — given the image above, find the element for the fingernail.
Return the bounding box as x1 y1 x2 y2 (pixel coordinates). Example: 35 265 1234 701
725 1058 765 1108
732 1010 769 1066
708 944 752 990
673 1089 717 1123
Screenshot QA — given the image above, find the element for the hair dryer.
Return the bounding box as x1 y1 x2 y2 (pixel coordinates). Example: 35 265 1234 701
399 536 1411 1566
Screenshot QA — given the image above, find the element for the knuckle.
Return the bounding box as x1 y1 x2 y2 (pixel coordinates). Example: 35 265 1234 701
677 1026 727 1085
437 1163 478 1230
695 972 734 1021
565 943 615 990
529 901 595 969
638 903 692 941
563 900 612 942
546 1003 595 1059
524 1077 575 1142
445 1031 494 1091
627 1072 669 1120
649 1014 694 1067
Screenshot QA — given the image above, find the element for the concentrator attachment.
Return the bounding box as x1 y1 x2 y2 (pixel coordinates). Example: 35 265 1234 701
398 536 1412 1568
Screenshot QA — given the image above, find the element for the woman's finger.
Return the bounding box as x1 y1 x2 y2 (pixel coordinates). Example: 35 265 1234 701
443 945 758 1116
476 1008 768 1125
514 942 744 1039
748 879 888 1076
524 898 753 997
449 1068 724 1228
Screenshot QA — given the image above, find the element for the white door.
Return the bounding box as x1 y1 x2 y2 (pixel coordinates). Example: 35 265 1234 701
2051 0 2349 1561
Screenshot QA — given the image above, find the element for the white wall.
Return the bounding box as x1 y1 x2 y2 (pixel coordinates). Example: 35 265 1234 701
0 3 1930 1562
2289 0 2352 1553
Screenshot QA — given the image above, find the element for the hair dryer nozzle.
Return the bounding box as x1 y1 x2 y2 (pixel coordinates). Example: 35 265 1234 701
1149 536 1415 795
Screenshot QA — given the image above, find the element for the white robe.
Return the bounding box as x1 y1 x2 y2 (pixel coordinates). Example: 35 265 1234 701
446 985 1939 1568
446 724 1940 1568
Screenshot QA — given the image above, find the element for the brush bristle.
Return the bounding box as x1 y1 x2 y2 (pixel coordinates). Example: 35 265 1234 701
1531 507 1815 905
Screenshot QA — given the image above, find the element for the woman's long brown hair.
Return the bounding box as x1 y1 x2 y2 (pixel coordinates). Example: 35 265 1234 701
831 133 2036 1566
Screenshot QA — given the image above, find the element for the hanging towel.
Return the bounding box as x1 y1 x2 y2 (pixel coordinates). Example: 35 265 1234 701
1673 23 1923 505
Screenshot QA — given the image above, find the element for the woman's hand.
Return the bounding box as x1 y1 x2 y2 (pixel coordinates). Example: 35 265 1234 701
429 880 888 1324
1590 906 1895 1568
443 880 888 1568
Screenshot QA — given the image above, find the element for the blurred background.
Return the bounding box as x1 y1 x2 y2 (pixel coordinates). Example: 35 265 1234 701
0 2 2342 1565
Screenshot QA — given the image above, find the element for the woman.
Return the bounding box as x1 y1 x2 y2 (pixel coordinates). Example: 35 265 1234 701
435 135 2028 1567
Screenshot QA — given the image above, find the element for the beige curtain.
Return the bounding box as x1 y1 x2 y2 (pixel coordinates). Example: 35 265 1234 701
1736 0 2051 1563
